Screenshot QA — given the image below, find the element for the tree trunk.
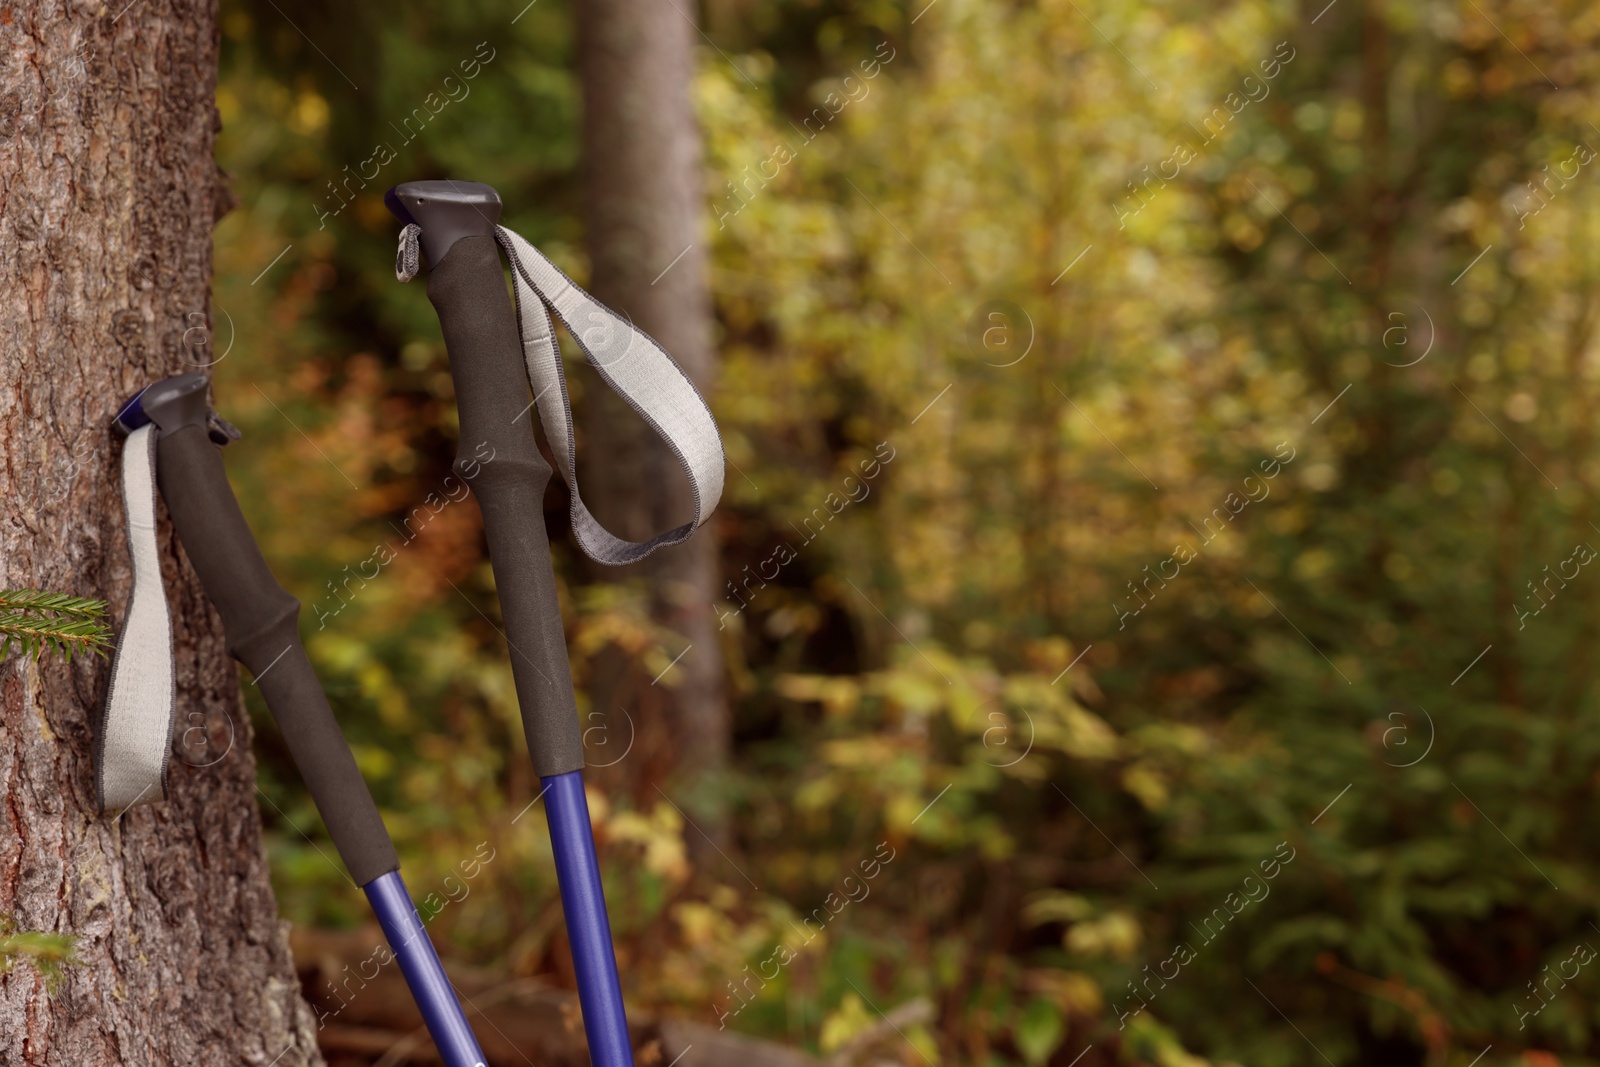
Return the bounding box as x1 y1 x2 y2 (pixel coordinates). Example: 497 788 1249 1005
575 0 729 838
0 3 320 1064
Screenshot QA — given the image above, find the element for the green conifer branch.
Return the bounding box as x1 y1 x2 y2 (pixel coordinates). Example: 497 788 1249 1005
0 915 82 991
0 589 112 662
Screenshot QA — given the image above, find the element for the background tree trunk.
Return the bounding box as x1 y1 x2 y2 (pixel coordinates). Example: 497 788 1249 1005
0 2 320 1064
575 0 730 844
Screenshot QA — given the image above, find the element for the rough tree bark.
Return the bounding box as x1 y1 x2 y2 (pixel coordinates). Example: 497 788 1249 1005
0 2 320 1064
575 0 729 836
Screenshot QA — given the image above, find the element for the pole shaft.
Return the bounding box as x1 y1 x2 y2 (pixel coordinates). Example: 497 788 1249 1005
544 771 633 1066
366 872 490 1067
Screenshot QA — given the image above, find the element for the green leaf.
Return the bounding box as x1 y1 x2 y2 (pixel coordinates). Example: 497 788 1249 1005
1014 997 1064 1066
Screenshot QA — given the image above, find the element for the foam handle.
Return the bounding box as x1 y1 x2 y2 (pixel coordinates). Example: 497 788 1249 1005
425 233 585 777
154 423 399 886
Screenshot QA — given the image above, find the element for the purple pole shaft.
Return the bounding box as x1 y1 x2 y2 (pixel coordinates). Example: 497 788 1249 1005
364 871 489 1067
543 770 634 1066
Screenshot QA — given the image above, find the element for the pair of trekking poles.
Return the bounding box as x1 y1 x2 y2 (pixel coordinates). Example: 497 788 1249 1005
101 181 723 1067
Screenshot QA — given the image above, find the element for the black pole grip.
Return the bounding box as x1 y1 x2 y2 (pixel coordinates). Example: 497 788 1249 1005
426 234 586 777
154 422 399 886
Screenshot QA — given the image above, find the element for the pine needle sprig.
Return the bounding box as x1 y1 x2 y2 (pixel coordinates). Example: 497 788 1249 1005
0 915 81 991
0 589 112 662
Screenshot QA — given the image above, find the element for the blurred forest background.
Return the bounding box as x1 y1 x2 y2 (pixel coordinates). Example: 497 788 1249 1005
206 0 1600 1063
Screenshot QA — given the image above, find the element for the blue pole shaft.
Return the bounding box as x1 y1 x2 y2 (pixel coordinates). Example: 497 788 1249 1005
364 871 490 1067
542 770 634 1066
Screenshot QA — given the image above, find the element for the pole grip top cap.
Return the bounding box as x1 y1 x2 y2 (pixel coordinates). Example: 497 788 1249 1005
114 372 240 446
385 180 502 271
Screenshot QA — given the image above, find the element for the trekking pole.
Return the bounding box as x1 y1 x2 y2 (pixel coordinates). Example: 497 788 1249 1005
104 372 490 1067
385 179 724 1067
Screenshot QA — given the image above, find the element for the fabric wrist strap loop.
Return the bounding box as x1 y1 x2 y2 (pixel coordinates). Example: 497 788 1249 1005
98 423 175 811
396 223 724 566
